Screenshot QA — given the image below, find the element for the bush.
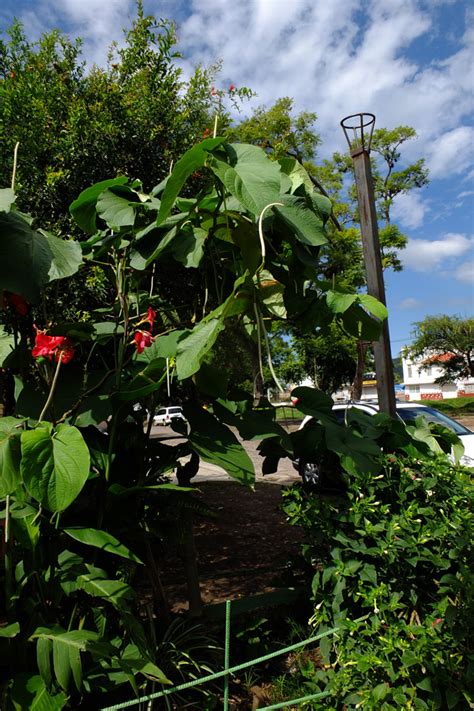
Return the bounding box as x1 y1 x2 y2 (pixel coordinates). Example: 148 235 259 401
282 455 474 709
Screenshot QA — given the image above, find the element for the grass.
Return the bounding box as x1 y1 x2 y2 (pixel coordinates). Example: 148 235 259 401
413 396 474 414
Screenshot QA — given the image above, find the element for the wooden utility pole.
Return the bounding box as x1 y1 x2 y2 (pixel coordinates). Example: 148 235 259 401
341 113 396 416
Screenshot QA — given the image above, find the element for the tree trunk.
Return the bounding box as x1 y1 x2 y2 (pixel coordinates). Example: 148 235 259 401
351 341 368 400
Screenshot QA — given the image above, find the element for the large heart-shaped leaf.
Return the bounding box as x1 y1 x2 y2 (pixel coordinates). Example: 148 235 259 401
69 177 128 234
96 186 140 230
38 231 83 282
208 143 282 217
274 195 328 247
21 424 90 512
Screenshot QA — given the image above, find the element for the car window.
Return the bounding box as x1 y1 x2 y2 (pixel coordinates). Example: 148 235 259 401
169 407 182 414
397 407 472 435
156 409 166 416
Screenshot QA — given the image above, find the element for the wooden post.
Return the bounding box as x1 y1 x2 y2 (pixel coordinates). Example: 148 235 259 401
351 148 396 416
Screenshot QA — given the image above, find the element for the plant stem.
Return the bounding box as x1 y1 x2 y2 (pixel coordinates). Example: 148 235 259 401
38 352 63 422
11 142 19 190
4 495 12 615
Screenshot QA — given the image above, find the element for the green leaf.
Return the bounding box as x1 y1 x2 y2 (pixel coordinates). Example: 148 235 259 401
256 271 286 318
157 137 225 225
0 212 53 302
37 638 52 687
170 226 207 268
274 196 327 247
31 628 98 693
290 386 334 419
372 682 389 701
0 213 82 302
63 527 143 564
184 405 255 486
326 290 357 313
11 674 67 711
0 621 20 638
0 188 16 212
77 573 134 607
176 319 225 380
69 177 128 234
358 294 388 321
401 650 418 667
136 329 187 363
96 186 140 229
21 423 90 512
416 678 433 692
0 325 15 367
39 231 83 282
0 417 24 496
208 143 282 216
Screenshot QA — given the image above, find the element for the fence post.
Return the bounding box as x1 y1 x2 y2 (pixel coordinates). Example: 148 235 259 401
223 599 231 710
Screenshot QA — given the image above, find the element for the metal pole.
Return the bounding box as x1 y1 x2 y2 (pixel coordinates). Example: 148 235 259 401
350 146 396 416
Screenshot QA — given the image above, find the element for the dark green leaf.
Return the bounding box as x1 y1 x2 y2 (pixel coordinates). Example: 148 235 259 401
176 319 225 380
21 423 90 512
63 527 143 564
157 137 225 225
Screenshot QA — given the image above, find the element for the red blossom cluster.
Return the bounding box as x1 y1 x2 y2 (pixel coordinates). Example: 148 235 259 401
133 306 156 354
229 83 236 92
32 326 75 364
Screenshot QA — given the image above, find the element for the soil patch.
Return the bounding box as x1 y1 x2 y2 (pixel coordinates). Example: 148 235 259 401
160 481 304 612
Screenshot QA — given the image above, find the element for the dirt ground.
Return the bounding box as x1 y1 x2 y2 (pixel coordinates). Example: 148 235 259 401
159 414 473 612
161 481 304 612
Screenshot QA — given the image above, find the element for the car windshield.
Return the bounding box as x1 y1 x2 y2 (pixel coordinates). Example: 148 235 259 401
397 406 472 436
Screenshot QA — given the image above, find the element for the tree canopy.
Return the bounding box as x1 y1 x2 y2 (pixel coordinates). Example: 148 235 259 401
407 315 474 384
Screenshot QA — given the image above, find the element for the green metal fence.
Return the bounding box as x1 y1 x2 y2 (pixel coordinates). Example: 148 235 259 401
101 600 340 711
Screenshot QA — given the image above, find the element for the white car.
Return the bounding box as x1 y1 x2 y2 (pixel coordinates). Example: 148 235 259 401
297 401 474 486
152 406 186 426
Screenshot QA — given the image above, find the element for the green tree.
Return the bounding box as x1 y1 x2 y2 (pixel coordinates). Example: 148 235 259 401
233 102 428 396
407 315 474 383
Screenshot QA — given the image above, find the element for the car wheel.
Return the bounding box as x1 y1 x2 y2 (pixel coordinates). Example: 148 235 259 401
298 460 322 489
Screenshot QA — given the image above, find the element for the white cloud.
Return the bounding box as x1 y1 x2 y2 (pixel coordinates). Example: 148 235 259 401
391 192 428 229
427 126 474 179
455 260 474 284
399 297 422 309
400 233 472 271
6 0 474 178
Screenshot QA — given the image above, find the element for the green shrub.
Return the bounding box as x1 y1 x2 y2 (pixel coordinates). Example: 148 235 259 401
282 455 474 709
414 397 474 414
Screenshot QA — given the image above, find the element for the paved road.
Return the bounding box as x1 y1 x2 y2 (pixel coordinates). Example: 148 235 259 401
149 423 300 486
150 413 474 487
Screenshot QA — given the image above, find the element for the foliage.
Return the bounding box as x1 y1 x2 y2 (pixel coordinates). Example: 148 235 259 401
414 397 474 414
0 129 392 707
407 315 474 383
282 454 473 709
232 102 428 393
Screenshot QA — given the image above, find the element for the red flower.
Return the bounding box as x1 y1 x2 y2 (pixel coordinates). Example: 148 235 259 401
229 83 236 92
146 306 156 329
211 86 217 96
202 128 210 138
10 71 15 79
432 617 443 627
133 330 154 354
9 293 29 316
32 327 74 364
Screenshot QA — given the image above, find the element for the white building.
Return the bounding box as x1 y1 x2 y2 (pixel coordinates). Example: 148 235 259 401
402 351 474 401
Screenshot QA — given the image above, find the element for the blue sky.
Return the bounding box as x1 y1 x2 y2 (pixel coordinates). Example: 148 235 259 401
1 0 473 354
